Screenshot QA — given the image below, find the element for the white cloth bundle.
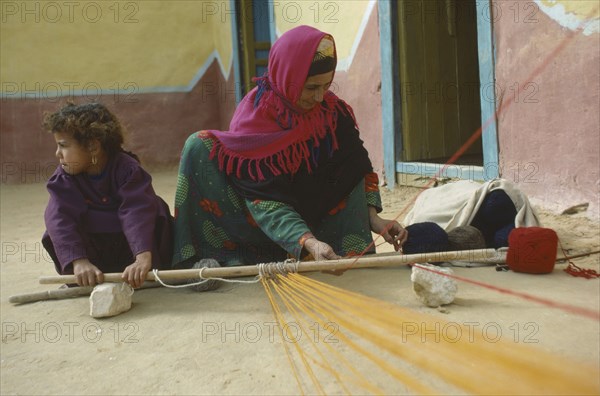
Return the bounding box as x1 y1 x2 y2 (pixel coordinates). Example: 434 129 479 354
403 179 540 231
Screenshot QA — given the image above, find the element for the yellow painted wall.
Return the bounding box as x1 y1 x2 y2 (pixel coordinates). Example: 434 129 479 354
540 0 599 18
273 0 371 62
0 0 232 94
536 0 599 35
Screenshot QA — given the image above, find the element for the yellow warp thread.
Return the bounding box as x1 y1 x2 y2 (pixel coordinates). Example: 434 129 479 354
262 277 315 396
268 278 377 394
269 276 387 395
270 280 354 394
287 273 599 395
262 272 600 395
282 273 504 394
273 273 437 395
282 274 479 394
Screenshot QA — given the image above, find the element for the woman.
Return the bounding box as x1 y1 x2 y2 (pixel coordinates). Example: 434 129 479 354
172 25 407 268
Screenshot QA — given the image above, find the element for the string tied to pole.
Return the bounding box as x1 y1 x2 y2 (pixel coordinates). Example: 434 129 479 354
258 259 299 279
151 259 300 289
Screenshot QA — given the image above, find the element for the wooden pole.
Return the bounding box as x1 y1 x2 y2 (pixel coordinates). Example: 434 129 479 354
39 249 502 285
9 286 93 304
10 282 161 304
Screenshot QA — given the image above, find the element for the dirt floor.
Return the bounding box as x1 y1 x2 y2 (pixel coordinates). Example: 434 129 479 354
1 170 599 395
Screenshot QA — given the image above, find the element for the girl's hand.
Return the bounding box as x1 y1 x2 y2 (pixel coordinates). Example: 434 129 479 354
369 207 408 251
72 259 104 286
122 251 152 288
303 238 341 261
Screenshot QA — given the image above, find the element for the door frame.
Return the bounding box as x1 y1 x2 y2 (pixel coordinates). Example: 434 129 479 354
378 0 499 188
230 0 277 104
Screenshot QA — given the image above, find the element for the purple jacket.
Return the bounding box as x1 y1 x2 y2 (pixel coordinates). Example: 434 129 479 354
44 152 171 271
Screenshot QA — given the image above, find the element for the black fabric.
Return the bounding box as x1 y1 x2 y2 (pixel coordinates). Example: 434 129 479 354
308 56 336 76
471 189 517 247
43 232 135 275
493 223 515 248
229 107 372 228
403 222 449 255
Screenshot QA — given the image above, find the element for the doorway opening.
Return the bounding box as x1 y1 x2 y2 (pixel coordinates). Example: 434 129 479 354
397 0 483 166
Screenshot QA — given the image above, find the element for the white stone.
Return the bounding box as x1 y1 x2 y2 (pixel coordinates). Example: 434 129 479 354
89 283 133 318
410 263 458 307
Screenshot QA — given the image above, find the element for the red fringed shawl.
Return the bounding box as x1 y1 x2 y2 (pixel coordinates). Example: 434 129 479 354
207 25 357 181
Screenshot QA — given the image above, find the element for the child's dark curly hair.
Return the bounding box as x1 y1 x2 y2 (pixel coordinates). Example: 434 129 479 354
43 102 128 158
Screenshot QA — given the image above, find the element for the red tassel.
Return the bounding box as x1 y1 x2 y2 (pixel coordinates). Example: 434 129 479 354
255 159 264 180
235 157 243 179
564 262 600 279
209 92 359 181
559 241 600 279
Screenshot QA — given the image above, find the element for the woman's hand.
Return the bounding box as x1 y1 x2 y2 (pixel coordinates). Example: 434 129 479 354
303 237 341 261
122 251 152 288
72 258 104 286
369 207 408 251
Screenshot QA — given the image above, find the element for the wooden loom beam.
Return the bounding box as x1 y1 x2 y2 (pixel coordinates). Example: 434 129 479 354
39 249 502 285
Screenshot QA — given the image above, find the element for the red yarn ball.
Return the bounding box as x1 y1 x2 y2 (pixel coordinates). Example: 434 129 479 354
506 227 558 274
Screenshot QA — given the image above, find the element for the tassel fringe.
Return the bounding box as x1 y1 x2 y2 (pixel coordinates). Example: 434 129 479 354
210 78 357 181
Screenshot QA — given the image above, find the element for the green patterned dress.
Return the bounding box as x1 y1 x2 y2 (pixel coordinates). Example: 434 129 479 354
172 132 382 268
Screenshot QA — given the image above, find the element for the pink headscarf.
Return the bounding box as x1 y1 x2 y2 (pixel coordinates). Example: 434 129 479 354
208 25 356 180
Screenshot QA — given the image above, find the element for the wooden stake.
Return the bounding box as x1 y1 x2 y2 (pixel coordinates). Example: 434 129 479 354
10 282 161 304
39 249 502 285
9 286 93 304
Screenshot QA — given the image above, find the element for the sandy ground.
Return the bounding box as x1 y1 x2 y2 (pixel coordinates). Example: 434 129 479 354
1 170 599 395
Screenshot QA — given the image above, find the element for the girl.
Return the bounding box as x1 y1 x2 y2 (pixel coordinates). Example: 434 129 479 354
42 102 173 288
